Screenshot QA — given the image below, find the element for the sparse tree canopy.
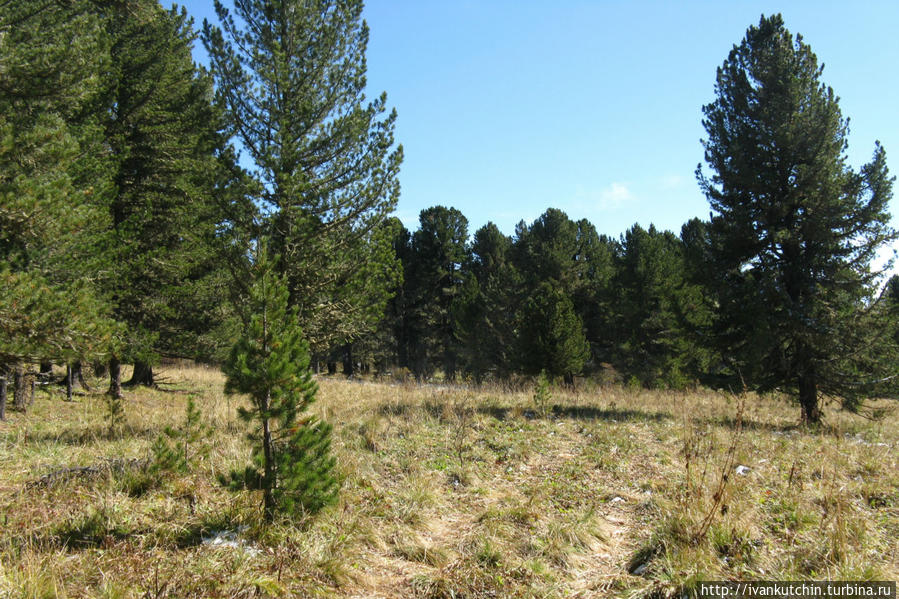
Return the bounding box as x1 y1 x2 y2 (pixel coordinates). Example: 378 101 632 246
698 14 897 423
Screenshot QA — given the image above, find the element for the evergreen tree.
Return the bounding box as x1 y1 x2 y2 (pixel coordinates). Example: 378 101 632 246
516 281 589 386
222 247 338 521
99 1 230 388
347 217 408 374
611 224 709 388
405 206 470 380
151 395 211 473
512 209 582 291
698 15 896 423
203 0 403 355
511 209 615 368
455 223 519 382
0 0 116 382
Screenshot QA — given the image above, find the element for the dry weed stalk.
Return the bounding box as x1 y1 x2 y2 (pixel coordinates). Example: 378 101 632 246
691 397 744 544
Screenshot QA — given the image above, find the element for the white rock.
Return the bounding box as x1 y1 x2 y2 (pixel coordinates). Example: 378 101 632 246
735 465 750 475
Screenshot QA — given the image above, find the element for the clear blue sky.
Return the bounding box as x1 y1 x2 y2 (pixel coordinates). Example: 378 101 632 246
182 1 899 251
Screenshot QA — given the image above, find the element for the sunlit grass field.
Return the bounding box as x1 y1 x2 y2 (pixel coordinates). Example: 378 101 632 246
1 365 896 597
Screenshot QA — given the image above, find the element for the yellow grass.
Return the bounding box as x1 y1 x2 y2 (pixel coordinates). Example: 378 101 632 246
0 364 896 597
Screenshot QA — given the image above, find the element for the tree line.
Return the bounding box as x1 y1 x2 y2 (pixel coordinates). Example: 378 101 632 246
2 1 897 431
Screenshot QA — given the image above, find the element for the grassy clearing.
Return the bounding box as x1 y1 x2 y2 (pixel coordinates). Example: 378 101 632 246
0 365 896 597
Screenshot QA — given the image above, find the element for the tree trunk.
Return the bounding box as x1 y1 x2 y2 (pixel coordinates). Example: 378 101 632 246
0 375 7 421
262 391 275 522
563 372 575 389
125 360 154 387
799 371 820 424
13 365 26 411
108 357 123 399
342 343 354 377
443 352 456 382
93 360 108 379
397 328 409 369
71 361 92 391
66 364 73 401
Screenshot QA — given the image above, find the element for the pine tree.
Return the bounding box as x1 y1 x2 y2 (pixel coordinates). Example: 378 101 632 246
151 395 210 473
455 223 519 382
698 14 896 423
517 281 589 386
404 206 470 380
98 1 230 388
203 0 403 355
611 224 709 388
0 0 116 381
222 247 338 521
510 209 616 370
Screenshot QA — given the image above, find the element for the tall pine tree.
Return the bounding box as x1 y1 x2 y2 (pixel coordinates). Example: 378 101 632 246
203 0 403 355
698 14 896 423
99 1 229 389
0 0 116 396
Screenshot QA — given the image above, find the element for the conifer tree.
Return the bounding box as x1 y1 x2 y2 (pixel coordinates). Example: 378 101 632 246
455 223 519 382
99 1 230 388
517 282 589 386
0 0 116 383
698 15 896 422
611 224 709 388
510 209 616 368
222 247 338 521
203 0 403 355
405 206 470 380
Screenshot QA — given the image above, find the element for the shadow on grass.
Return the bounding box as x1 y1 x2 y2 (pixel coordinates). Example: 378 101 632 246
23 423 164 446
382 398 801 432
710 415 802 435
15 508 142 552
378 400 451 420
476 404 672 423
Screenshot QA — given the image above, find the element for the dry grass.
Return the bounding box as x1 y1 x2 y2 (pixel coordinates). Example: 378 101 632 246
0 365 896 598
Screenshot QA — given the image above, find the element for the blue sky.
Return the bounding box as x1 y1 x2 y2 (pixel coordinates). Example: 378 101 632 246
183 1 899 251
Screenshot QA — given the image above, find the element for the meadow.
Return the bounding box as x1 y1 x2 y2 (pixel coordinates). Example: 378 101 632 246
0 365 896 598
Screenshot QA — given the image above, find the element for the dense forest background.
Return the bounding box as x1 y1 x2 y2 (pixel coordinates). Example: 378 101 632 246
2 0 898 426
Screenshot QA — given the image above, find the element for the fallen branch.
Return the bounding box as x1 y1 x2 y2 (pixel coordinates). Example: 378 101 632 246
25 457 150 489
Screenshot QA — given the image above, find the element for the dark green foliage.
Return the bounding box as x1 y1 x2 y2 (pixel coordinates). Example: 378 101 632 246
0 0 117 369
455 223 520 382
99 2 232 379
610 224 712 388
510 209 616 370
403 206 470 380
698 15 896 422
222 249 338 521
203 0 403 355
343 217 409 374
517 282 589 385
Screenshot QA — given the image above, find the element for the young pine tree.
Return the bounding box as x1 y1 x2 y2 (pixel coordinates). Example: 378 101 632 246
222 250 338 521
